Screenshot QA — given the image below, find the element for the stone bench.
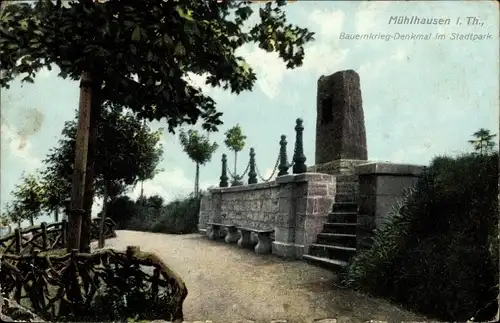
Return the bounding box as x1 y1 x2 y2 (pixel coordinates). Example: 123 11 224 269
237 227 274 254
206 222 239 243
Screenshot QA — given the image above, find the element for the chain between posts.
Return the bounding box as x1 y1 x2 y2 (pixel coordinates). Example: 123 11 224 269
255 153 280 182
226 159 250 180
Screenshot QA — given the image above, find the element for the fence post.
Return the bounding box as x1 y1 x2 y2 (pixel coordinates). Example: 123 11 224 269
62 219 68 247
292 118 307 174
248 148 257 184
14 228 21 254
41 222 48 250
219 154 229 187
278 135 289 176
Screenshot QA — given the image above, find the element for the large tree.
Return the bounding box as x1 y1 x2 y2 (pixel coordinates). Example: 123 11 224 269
468 128 497 155
39 169 69 223
2 202 22 229
44 103 164 249
224 124 247 185
1 0 314 250
9 173 45 227
179 129 219 198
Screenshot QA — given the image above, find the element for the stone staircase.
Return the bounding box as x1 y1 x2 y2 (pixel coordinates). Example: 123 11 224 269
303 175 359 270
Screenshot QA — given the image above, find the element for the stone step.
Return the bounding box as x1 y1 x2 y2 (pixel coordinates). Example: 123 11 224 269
331 202 358 212
335 181 358 192
334 193 357 203
335 174 359 182
317 233 357 248
308 243 357 262
328 211 357 223
302 254 348 271
323 222 357 235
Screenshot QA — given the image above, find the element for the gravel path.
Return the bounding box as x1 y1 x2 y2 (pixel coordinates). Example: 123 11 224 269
104 230 426 323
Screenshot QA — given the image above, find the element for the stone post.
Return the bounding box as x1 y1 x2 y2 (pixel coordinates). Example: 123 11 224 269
292 118 307 174
278 135 289 176
219 154 229 187
248 148 257 184
197 192 212 234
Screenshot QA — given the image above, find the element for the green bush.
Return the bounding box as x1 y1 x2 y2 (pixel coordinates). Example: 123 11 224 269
149 196 201 234
104 196 139 229
344 152 498 321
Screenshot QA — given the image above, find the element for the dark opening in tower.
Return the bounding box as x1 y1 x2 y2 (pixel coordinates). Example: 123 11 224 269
321 97 332 124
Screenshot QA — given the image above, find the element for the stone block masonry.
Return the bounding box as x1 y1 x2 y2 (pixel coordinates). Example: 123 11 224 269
198 173 335 259
355 162 425 250
315 70 367 164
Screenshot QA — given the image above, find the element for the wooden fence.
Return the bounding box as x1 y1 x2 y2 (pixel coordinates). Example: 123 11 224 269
0 246 187 322
0 218 116 255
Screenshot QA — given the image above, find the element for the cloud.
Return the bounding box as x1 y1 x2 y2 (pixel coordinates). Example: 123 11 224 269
390 47 409 62
236 45 288 99
356 46 410 81
183 72 214 95
0 122 42 170
301 9 349 74
127 168 212 203
355 1 391 35
183 72 236 103
301 44 350 75
36 67 52 79
308 9 345 39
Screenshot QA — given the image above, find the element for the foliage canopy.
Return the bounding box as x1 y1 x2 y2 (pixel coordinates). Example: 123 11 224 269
8 173 45 225
179 129 219 166
42 103 164 201
224 124 246 153
1 0 314 131
468 128 496 155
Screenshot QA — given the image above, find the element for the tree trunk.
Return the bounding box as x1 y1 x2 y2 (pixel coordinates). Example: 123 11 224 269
67 71 93 252
98 183 109 248
29 215 34 227
194 163 200 197
54 208 59 223
234 151 238 175
80 78 102 253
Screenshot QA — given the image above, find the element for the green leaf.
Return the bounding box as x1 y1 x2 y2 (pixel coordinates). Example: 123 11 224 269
131 25 141 41
174 43 185 57
176 6 193 21
22 76 34 83
163 34 173 45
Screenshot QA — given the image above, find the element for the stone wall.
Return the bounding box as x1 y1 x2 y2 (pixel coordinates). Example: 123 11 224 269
199 182 279 231
355 162 425 249
199 173 335 259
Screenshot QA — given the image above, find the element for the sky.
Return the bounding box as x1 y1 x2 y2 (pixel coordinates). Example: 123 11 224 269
1 1 498 227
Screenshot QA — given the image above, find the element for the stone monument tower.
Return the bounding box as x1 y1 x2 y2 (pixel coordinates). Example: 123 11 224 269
310 69 368 175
